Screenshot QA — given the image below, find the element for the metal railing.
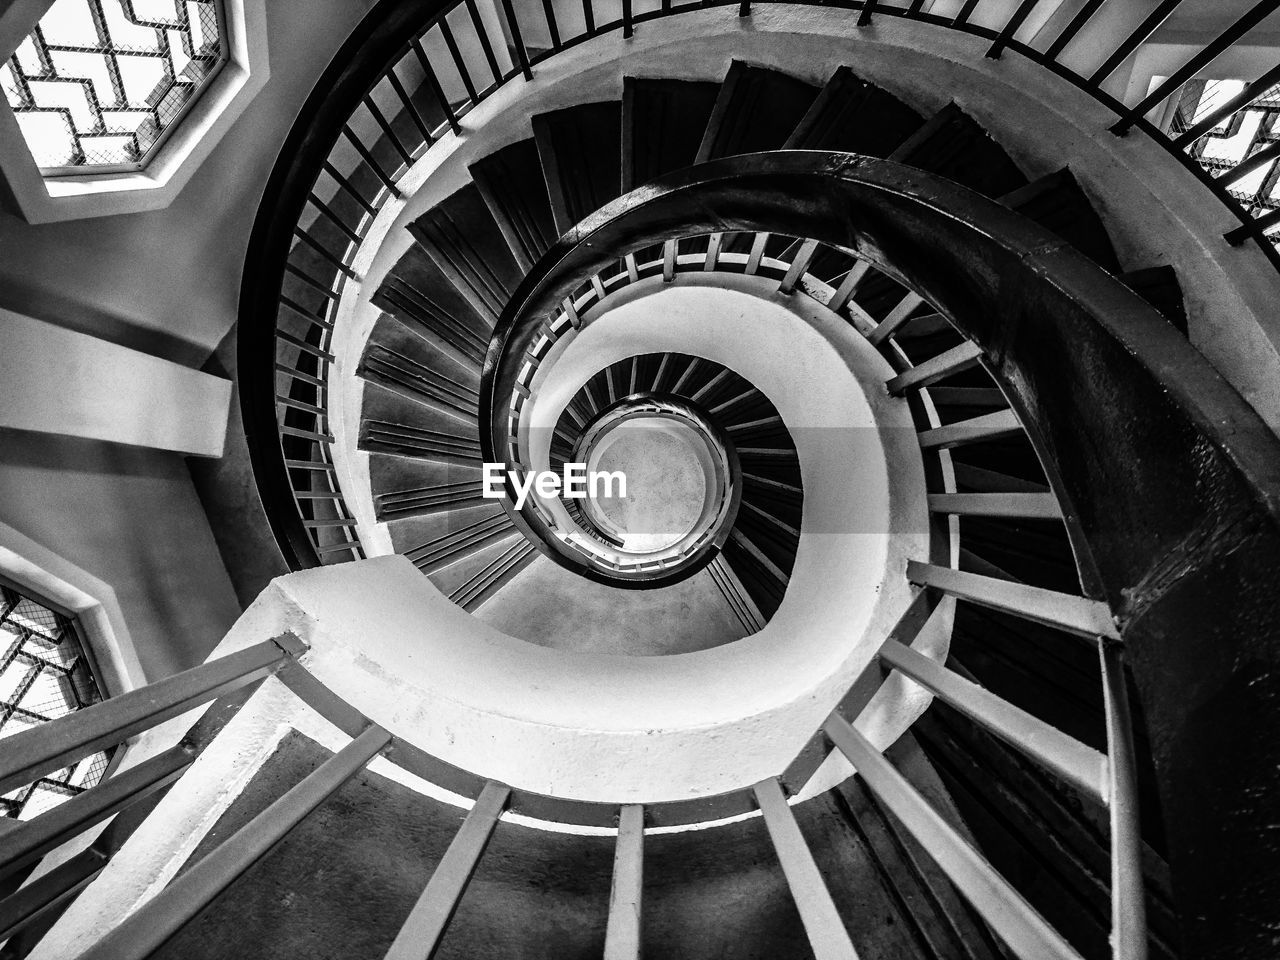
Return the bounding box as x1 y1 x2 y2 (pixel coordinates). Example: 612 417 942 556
0 562 1140 959
243 0 1280 573
523 391 743 579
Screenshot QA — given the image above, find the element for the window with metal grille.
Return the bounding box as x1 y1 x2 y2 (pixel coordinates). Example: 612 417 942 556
0 0 228 173
0 582 114 820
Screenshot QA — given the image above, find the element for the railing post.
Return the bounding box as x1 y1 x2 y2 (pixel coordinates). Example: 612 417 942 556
1100 639 1148 960
604 804 645 960
77 725 391 960
753 778 860 960
384 780 511 959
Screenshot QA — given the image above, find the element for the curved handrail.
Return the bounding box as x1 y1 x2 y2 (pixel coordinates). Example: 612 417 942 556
480 148 1280 955
242 0 1280 572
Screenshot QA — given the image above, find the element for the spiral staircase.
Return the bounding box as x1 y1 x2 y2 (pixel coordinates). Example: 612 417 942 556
3 2 1280 960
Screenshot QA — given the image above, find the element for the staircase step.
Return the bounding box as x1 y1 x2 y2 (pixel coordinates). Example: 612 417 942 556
785 65 923 157
407 183 522 324
889 103 1028 198
470 138 559 271
1122 265 1187 335
724 528 788 618
695 61 819 163
374 475 490 521
359 420 482 465
400 511 516 575
532 101 623 235
1001 169 1120 272
622 77 720 190
358 344 479 425
370 247 491 368
449 539 539 611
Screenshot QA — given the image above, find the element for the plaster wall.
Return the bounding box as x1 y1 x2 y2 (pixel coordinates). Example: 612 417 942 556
0 308 231 456
0 429 241 680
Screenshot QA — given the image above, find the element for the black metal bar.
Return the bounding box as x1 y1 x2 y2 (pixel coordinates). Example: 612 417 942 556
582 0 596 34
0 637 304 797
309 192 363 244
1226 205 1280 243
499 0 533 79
284 262 341 301
1113 0 1280 134
988 0 1042 59
386 65 436 144
907 0 926 12
292 228 358 279
277 329 337 362
463 0 503 86
437 19 478 102
1044 0 1107 60
0 848 107 943
1088 0 1185 85
540 0 561 47
0 745 193 879
623 0 633 37
280 295 332 328
320 161 377 217
363 94 414 166
951 0 981 26
76 726 391 960
411 38 461 135
340 125 402 197
738 0 750 16
858 0 876 27
1174 63 1280 147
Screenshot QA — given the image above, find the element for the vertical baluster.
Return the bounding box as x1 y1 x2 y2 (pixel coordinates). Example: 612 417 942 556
385 65 435 145
438 19 479 103
499 0 533 80
540 0 562 47
987 0 1043 59
463 0 504 86
78 726 392 960
753 778 859 960
411 38 462 135
582 0 596 34
1100 640 1148 960
604 804 644 960
1088 0 1185 85
384 781 511 959
1044 0 1108 61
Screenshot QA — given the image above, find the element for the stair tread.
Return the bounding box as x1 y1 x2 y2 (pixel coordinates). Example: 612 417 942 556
786 65 924 157
1001 169 1120 272
407 183 522 324
889 102 1028 198
622 77 721 190
371 241 493 369
470 138 559 271
533 101 624 235
696 61 819 163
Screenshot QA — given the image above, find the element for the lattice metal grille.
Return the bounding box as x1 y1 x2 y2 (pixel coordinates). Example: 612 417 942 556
0 585 112 820
1175 78 1280 241
0 0 226 171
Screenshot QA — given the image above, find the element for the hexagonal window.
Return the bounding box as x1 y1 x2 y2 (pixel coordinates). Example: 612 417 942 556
1 0 228 174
